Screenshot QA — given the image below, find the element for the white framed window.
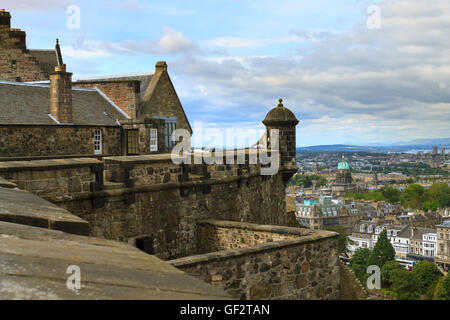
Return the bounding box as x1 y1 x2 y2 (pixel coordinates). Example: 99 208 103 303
150 128 158 152
165 120 176 149
153 117 177 150
94 129 102 155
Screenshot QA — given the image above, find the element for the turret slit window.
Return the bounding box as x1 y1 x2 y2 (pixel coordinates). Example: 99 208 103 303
94 129 102 155
150 128 158 152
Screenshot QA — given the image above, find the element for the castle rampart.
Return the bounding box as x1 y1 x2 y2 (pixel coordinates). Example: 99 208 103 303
169 220 340 300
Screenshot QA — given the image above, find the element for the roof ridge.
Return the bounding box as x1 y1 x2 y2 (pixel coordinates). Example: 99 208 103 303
0 80 97 92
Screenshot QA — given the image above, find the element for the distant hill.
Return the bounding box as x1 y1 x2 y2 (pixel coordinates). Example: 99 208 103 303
297 138 450 153
390 138 450 146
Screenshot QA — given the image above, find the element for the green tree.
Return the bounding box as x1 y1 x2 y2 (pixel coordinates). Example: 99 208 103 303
433 279 447 300
288 174 327 188
443 274 450 298
325 225 350 254
420 200 440 212
350 248 371 283
402 184 425 209
381 186 401 204
433 275 450 300
426 182 450 208
390 268 420 300
381 260 403 288
411 261 442 295
367 230 396 268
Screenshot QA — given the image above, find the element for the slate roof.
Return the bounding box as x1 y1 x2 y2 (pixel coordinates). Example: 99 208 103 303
437 220 450 228
397 226 436 240
29 50 58 76
0 81 127 126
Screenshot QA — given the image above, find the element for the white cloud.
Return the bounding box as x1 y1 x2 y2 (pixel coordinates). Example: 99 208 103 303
62 27 198 58
171 0 450 145
158 27 197 55
204 32 333 49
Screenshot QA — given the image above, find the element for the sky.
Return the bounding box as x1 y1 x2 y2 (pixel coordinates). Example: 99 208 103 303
1 0 450 147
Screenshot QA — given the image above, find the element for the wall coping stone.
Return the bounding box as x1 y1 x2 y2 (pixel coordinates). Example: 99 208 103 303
0 158 102 172
104 154 176 164
197 219 312 236
46 172 262 203
168 228 338 267
0 176 17 188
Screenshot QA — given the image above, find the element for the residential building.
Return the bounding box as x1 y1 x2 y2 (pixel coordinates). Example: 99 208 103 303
436 220 450 271
295 196 361 232
348 221 385 254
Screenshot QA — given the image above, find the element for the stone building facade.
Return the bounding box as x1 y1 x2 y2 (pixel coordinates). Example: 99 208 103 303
436 220 450 271
0 10 57 82
0 68 126 158
0 11 192 159
331 156 356 196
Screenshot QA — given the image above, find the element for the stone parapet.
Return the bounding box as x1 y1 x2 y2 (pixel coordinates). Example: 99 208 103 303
168 225 341 300
0 158 103 199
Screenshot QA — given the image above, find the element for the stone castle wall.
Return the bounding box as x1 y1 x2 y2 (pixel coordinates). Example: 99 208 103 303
0 26 48 82
169 221 341 300
196 220 308 253
0 126 122 159
0 154 287 260
0 158 103 198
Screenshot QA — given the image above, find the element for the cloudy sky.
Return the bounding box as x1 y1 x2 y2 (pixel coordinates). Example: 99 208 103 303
2 0 450 147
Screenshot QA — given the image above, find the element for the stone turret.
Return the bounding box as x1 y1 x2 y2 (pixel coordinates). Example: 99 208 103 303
263 98 299 184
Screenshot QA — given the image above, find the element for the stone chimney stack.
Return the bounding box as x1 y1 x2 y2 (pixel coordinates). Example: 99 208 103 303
155 61 168 72
0 9 11 28
50 63 73 123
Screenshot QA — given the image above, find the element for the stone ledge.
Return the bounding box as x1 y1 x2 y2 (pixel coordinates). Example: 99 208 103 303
47 172 262 203
0 158 102 172
0 221 230 300
197 219 312 236
0 187 89 236
0 176 17 188
168 229 338 267
104 154 177 164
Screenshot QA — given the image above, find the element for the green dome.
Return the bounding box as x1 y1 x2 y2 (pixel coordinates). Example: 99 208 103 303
338 161 350 170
